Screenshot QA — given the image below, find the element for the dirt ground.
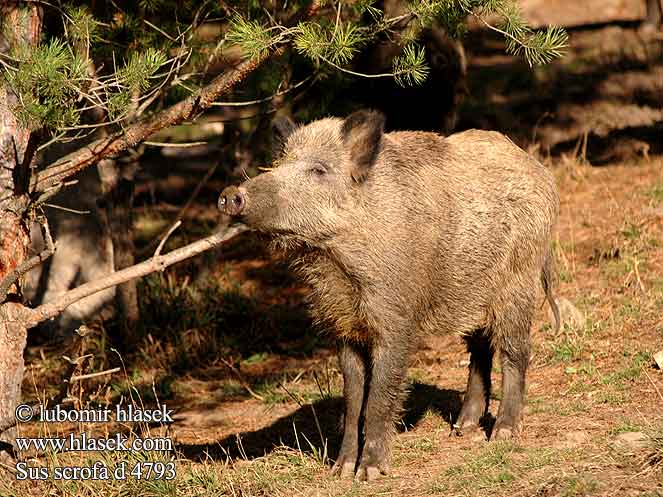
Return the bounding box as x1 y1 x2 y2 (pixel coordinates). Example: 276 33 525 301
2 17 663 497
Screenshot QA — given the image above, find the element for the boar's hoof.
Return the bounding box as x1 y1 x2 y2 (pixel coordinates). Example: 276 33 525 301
491 425 514 441
451 419 479 437
451 422 487 441
354 442 389 481
331 458 356 479
218 186 246 216
451 421 476 437
355 464 388 482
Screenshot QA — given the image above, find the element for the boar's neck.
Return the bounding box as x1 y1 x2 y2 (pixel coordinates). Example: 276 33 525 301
289 243 376 343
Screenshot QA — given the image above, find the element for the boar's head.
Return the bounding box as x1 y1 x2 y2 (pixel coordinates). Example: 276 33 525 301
219 110 385 244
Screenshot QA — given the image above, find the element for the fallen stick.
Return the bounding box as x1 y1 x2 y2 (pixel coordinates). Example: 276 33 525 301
70 367 122 382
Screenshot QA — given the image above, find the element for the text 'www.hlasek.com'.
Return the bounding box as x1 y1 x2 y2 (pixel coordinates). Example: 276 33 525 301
13 403 176 481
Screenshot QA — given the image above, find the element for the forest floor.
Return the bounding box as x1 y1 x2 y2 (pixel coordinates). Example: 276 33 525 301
2 19 663 497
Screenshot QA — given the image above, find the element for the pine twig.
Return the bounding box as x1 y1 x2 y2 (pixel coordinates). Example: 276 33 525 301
29 0 326 194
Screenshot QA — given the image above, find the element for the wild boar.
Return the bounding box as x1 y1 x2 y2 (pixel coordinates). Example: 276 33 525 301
219 109 560 481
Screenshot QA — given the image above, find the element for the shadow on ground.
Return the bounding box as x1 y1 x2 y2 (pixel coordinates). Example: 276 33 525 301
177 382 463 462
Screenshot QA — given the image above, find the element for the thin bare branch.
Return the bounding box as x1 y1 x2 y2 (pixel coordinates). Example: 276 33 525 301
154 220 181 259
143 140 208 148
319 56 398 79
139 161 220 257
24 224 249 328
70 367 121 382
143 19 178 42
135 45 193 117
220 357 265 401
0 217 54 303
42 203 90 215
211 75 313 107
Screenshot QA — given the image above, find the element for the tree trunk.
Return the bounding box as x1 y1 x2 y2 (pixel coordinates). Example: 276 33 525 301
0 2 43 461
97 157 141 345
0 302 30 463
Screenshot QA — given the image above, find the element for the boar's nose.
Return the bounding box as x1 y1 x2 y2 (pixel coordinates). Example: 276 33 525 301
218 186 246 216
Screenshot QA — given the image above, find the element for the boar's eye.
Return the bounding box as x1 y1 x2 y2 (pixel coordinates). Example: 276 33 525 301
309 164 327 177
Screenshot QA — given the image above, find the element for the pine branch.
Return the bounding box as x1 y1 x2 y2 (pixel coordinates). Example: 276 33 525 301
463 1 568 67
29 1 324 194
31 47 277 194
293 21 366 66
402 0 567 66
226 16 275 59
393 44 429 86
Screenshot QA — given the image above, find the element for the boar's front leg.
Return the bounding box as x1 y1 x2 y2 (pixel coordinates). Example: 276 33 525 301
355 336 410 481
332 342 367 478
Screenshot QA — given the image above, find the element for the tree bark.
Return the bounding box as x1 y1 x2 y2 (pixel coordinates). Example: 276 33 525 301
0 2 42 461
0 302 31 463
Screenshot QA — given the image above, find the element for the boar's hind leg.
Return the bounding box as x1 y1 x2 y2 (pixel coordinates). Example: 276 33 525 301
453 331 493 437
332 342 367 479
491 296 535 440
355 338 409 482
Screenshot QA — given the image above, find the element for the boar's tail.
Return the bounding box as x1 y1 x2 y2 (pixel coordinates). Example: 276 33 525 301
542 249 560 334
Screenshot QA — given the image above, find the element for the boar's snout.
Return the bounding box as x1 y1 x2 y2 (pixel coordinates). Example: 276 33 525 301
218 186 247 216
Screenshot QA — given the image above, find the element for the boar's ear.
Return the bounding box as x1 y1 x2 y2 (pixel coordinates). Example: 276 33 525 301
271 114 297 162
341 109 385 182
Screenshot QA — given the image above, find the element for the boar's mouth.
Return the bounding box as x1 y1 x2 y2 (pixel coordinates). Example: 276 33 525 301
218 184 335 247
